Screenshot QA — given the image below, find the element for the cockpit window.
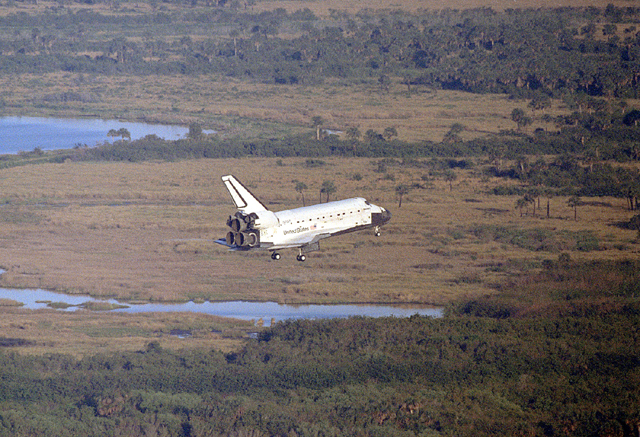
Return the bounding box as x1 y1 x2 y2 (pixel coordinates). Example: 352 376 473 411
364 200 370 205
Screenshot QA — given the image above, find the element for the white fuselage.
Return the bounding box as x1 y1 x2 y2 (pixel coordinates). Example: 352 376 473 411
261 197 375 247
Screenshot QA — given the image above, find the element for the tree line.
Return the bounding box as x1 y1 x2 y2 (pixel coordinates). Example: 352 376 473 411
1 4 640 97
63 103 640 212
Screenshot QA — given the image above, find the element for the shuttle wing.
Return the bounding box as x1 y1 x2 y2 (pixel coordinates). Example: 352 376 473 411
266 232 332 251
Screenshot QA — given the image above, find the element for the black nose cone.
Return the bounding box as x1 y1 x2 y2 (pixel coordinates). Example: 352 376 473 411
382 208 392 223
372 208 392 226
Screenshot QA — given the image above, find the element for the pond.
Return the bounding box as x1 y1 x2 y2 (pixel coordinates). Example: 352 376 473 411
0 116 191 154
0 287 442 326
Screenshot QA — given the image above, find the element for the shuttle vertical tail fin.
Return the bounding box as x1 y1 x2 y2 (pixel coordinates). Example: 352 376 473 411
221 175 268 213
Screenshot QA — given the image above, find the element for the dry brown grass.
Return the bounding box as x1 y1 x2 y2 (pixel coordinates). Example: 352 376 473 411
0 157 637 313
259 0 636 15
0 73 571 143
249 0 638 17
0 308 251 357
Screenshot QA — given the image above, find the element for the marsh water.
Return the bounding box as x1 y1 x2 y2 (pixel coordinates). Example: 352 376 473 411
0 287 442 326
0 117 441 325
0 116 191 154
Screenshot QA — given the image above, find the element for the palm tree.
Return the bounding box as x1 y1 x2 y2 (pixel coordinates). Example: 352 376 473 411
543 188 554 218
108 128 130 141
568 195 581 221
444 170 457 191
516 197 528 217
443 123 464 144
229 29 240 57
116 128 131 141
311 116 324 141
396 184 410 208
294 181 308 206
320 180 336 203
107 129 119 140
511 108 525 128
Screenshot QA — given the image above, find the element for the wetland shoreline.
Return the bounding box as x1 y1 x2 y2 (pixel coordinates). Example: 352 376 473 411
0 285 442 326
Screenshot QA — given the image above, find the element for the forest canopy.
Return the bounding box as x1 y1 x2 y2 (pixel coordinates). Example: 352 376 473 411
0 4 639 98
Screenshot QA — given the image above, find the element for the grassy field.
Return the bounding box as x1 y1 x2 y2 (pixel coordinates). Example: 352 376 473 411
1 73 566 143
1 157 637 306
0 308 252 357
250 0 640 17
0 0 638 357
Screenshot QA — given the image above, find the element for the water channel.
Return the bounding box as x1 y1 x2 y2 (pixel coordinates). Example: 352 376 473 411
0 287 442 326
0 116 192 154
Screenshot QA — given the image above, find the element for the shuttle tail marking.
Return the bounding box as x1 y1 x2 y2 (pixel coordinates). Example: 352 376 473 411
222 175 268 213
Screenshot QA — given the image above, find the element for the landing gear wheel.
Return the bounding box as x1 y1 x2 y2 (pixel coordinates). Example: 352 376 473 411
374 226 381 237
271 252 281 260
296 254 306 262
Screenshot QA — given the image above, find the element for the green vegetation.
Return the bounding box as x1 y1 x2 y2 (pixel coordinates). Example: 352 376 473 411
0 260 638 436
0 0 639 435
0 3 637 99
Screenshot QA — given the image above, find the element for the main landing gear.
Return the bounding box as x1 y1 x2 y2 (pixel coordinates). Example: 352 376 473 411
269 251 306 262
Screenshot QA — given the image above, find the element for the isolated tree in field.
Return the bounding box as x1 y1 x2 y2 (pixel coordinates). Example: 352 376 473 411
395 184 410 208
511 108 532 132
516 197 528 217
543 188 554 218
444 170 457 191
568 195 581 221
311 116 324 141
401 74 414 96
294 181 308 206
524 191 536 216
443 123 464 144
320 180 336 203
511 108 525 126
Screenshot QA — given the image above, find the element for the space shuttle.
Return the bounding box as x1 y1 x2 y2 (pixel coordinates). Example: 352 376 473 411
215 175 391 261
